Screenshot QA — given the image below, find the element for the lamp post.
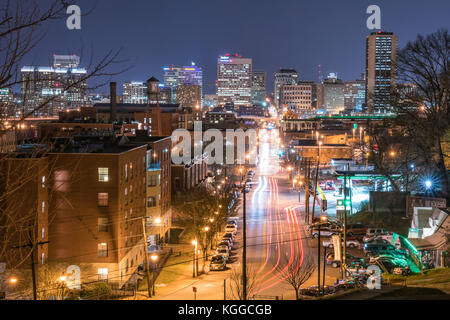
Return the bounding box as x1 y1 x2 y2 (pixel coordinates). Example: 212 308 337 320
57 274 67 300
192 240 198 277
150 254 159 296
318 215 328 295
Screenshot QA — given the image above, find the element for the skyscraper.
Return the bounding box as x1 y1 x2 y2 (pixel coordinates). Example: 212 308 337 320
365 31 397 114
176 84 201 108
163 66 181 102
21 54 87 116
217 54 252 107
252 70 266 106
274 69 298 109
179 65 203 104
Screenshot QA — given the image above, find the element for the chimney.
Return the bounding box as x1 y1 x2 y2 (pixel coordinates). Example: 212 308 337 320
110 82 117 123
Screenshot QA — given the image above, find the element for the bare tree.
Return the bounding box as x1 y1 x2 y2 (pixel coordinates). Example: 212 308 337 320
227 265 259 300
275 251 316 300
366 29 449 199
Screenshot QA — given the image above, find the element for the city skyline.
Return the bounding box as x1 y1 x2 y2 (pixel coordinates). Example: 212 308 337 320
16 0 450 94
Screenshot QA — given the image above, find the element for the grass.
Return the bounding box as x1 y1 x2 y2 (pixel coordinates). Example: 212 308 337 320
383 267 450 285
373 286 448 299
138 251 193 291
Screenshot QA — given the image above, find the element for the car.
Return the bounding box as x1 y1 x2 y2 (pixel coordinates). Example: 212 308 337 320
322 239 360 249
223 232 235 240
363 233 393 243
219 238 233 248
363 242 397 257
209 254 227 271
216 243 230 252
311 229 339 238
347 223 368 236
326 252 364 268
225 224 237 234
365 227 390 238
227 219 238 226
215 247 229 260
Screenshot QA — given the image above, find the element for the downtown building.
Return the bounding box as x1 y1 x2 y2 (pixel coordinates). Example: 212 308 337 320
216 54 252 107
20 54 88 116
344 77 366 114
163 64 202 103
365 31 398 114
274 69 298 110
316 73 345 114
123 81 172 105
279 81 314 117
251 70 267 106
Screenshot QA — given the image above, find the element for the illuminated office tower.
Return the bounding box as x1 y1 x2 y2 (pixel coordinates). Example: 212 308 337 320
217 54 252 107
365 31 397 114
163 66 181 102
274 69 298 109
252 70 266 106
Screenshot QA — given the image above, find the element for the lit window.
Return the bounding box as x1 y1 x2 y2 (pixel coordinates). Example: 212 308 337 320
98 168 109 182
41 253 45 265
98 268 108 281
42 201 45 214
41 176 45 188
125 164 128 181
147 196 156 207
130 163 133 178
41 227 45 239
98 243 108 257
98 193 108 206
98 217 108 232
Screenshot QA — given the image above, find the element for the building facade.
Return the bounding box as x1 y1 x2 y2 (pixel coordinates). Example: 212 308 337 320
279 81 313 117
274 69 298 109
344 79 366 113
217 54 252 107
365 31 398 114
251 70 266 106
176 84 201 108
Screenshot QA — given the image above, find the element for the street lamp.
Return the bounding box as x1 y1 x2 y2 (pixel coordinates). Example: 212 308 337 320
9 276 18 285
192 240 198 277
154 217 163 246
317 215 328 295
150 254 159 296
425 180 432 189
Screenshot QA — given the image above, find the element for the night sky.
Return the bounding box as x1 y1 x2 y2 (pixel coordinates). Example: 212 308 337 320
24 0 450 94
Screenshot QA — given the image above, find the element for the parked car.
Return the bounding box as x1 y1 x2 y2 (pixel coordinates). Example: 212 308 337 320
218 240 232 250
326 252 364 268
363 233 393 243
225 224 237 234
347 223 368 236
220 238 233 248
363 242 397 257
365 227 390 237
209 254 227 271
227 219 238 226
222 233 234 245
215 247 230 260
322 239 361 249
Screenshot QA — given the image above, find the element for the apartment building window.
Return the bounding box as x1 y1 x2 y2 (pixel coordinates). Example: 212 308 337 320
125 188 128 205
98 268 108 281
130 163 133 178
148 175 157 187
41 227 45 239
41 176 45 188
98 243 108 257
125 164 128 181
98 217 109 232
98 168 109 182
41 201 45 214
41 253 45 265
143 177 146 193
147 196 156 207
130 185 133 202
98 193 108 207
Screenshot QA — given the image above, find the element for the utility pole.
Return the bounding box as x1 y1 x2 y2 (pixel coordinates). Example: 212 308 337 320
223 279 226 300
141 218 153 298
12 228 49 300
317 222 321 295
242 180 247 301
305 160 310 223
322 246 327 296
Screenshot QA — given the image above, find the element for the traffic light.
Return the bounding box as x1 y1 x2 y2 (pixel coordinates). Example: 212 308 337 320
344 199 351 211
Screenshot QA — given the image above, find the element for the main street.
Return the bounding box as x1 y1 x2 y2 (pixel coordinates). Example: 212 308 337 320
152 128 340 300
